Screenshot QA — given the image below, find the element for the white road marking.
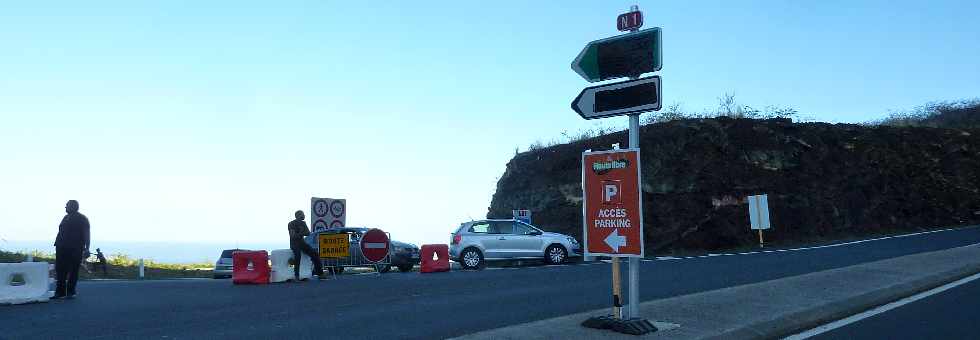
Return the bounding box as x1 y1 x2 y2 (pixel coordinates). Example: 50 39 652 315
655 227 966 261
785 271 980 339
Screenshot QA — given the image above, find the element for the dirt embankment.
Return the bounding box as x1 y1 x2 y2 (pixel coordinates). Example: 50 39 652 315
488 117 980 253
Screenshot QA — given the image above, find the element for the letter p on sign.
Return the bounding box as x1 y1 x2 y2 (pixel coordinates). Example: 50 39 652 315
602 180 622 205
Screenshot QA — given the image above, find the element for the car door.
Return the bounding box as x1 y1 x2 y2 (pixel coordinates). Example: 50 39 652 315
486 221 516 259
466 222 500 259
511 222 545 258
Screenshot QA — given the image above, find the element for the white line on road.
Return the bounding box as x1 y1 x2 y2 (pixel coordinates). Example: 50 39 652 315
785 271 980 339
655 227 966 261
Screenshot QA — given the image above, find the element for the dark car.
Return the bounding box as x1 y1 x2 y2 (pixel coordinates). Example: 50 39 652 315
305 227 419 273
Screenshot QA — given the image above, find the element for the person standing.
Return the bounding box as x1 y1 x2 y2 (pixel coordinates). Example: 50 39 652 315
53 200 90 299
288 210 324 281
94 248 108 276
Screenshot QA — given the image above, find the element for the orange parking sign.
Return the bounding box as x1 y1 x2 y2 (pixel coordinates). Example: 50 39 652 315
583 149 644 257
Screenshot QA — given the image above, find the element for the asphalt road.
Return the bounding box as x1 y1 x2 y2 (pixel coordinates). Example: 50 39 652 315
812 275 980 340
3 226 980 340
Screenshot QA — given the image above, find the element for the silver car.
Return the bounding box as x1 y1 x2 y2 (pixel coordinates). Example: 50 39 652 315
449 219 582 269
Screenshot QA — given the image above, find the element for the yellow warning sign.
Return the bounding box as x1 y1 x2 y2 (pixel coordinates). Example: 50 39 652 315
318 233 350 258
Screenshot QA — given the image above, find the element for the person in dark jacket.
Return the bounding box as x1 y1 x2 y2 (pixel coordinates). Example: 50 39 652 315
53 200 90 299
288 210 324 281
93 248 108 275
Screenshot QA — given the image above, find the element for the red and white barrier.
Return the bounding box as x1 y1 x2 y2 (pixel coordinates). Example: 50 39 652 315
420 244 450 273
232 250 270 285
0 262 54 305
270 249 312 283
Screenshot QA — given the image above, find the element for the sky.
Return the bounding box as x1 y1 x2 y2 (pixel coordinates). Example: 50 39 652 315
2 1 979 256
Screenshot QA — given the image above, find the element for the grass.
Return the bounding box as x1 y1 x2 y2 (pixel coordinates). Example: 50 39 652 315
1 249 214 280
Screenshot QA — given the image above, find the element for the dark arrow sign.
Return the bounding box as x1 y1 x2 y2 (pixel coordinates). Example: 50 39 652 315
571 76 661 120
571 28 661 82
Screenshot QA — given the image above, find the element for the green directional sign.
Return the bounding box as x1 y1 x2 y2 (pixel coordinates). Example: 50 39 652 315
571 28 661 83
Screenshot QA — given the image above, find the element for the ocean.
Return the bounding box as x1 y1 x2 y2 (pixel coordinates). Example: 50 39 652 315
1 240 289 264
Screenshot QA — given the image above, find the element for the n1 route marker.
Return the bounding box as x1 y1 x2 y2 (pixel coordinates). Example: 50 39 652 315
571 27 661 83
582 149 644 257
572 76 661 120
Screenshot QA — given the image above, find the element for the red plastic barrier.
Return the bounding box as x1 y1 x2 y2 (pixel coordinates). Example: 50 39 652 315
232 250 270 285
420 244 450 273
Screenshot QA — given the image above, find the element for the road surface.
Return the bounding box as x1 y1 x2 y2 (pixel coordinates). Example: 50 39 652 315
2 226 979 339
811 274 980 340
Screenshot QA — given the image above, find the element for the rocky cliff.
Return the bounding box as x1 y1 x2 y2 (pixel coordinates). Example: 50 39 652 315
488 117 980 253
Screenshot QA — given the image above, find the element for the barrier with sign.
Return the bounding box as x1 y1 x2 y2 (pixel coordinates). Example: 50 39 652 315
232 250 270 285
419 244 450 273
309 230 390 272
319 233 350 258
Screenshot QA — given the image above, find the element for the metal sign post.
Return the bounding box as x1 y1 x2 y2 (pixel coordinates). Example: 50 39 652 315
576 5 658 335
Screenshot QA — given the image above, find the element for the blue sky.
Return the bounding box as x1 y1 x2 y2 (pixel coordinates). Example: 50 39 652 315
2 1 979 253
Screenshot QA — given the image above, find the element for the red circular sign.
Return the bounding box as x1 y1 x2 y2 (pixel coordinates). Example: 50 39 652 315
359 228 389 263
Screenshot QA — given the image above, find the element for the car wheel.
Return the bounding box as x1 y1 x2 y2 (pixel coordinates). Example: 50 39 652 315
330 267 345 275
397 264 414 272
378 264 391 273
460 248 484 270
545 245 567 265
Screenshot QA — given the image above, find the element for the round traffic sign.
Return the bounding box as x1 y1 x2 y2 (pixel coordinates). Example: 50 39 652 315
313 199 329 217
359 228 389 263
312 219 328 232
330 220 344 228
329 200 345 218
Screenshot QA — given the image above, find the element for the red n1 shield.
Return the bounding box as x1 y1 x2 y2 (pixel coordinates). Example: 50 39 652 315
360 228 390 263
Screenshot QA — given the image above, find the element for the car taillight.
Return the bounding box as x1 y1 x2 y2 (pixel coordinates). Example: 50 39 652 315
452 233 461 245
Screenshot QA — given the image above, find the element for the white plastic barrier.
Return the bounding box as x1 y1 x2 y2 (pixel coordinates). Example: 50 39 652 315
270 249 312 283
0 262 54 305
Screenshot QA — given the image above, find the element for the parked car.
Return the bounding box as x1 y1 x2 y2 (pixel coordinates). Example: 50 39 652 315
449 219 582 269
213 248 248 279
305 227 420 273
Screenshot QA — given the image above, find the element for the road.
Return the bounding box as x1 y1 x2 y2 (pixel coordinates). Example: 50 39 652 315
2 226 979 340
810 274 980 340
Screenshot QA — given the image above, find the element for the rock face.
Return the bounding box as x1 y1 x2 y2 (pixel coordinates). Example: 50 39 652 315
488 117 980 253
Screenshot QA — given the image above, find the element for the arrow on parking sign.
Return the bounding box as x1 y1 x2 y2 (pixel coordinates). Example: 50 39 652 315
604 229 627 252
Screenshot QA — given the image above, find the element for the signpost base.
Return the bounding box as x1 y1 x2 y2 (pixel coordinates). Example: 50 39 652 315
582 315 658 335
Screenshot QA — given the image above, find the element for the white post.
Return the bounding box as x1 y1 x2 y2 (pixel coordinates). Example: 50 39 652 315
138 258 145 280
627 114 641 320
625 3 643 321
26 254 33 262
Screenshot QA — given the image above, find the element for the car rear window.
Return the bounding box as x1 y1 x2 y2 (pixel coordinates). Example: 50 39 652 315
469 222 489 233
220 249 238 258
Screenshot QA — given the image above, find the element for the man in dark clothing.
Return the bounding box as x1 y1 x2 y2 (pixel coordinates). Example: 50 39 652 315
53 200 90 299
94 248 108 275
288 210 324 280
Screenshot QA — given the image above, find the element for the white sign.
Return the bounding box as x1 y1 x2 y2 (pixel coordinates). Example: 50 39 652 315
512 209 531 224
311 197 346 232
747 194 771 230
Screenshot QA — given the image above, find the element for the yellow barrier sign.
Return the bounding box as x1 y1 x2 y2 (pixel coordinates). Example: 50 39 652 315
319 233 350 258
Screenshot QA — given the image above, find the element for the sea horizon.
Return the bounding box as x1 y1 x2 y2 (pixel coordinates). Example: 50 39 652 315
1 239 290 264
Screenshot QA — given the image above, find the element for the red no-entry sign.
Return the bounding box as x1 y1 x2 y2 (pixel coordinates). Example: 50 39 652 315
360 228 390 263
582 149 644 257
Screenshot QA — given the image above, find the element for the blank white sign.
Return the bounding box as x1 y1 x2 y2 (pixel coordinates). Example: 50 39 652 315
748 194 771 230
